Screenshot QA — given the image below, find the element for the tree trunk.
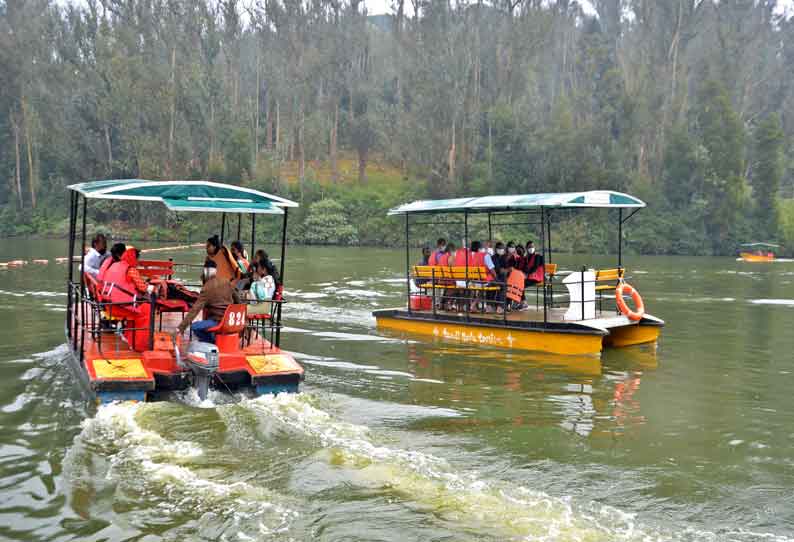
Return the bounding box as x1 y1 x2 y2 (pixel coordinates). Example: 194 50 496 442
105 124 113 174
168 44 176 178
11 110 23 209
255 59 261 161
275 100 280 154
297 102 305 181
209 100 215 164
21 96 36 208
358 144 368 184
448 120 456 189
330 100 339 182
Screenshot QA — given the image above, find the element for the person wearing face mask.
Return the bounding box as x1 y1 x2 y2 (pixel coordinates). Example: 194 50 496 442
83 233 109 277
429 238 447 266
524 240 545 285
175 260 241 343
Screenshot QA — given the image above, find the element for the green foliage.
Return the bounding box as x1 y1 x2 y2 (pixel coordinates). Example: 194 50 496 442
753 114 785 240
301 198 359 245
224 127 252 182
0 0 792 254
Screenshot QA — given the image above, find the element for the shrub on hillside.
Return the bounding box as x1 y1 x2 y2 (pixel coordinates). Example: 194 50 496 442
301 198 359 245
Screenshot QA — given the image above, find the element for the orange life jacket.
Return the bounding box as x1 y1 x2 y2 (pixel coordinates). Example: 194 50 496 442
454 249 469 267
100 261 139 308
438 253 449 266
506 269 526 302
97 257 114 282
470 251 495 280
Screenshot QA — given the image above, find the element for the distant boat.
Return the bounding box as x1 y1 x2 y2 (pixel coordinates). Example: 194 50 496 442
739 242 780 262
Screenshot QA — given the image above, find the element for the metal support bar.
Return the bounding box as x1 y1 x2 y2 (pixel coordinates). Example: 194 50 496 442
275 208 288 347
464 210 469 322
540 207 547 326
406 214 411 314
580 266 586 321
489 221 545 227
79 196 88 361
546 210 553 263
148 293 157 351
250 214 256 258
237 213 242 241
408 220 466 227
618 209 623 268
220 213 226 245
487 212 492 242
620 208 642 224
66 191 77 341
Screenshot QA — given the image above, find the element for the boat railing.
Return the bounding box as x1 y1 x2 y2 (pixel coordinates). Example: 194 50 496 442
407 266 629 324
68 278 286 361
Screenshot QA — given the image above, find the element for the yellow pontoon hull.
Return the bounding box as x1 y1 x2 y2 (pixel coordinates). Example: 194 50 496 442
602 323 661 348
374 310 662 356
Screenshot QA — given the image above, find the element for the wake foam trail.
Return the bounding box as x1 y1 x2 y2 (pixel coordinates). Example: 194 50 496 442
241 394 649 541
240 393 794 542
65 402 298 540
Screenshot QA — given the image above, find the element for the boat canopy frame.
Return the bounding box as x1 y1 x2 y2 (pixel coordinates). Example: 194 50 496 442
65 179 298 359
392 190 646 326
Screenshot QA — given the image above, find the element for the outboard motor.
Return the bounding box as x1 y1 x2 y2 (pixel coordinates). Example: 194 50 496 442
178 341 220 401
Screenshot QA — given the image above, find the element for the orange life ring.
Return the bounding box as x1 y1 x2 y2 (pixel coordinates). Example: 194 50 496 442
615 282 645 321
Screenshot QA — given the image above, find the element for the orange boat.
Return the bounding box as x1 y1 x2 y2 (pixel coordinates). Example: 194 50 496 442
739 243 780 262
64 179 304 404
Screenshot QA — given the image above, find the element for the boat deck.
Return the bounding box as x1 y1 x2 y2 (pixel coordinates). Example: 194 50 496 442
405 305 639 331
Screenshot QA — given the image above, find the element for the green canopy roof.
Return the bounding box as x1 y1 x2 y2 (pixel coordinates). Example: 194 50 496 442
740 242 780 248
68 179 298 214
388 191 645 215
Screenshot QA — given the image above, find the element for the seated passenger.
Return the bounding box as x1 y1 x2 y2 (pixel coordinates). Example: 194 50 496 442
83 233 109 277
429 238 446 266
247 262 276 316
230 240 250 274
254 249 281 287
205 235 239 283
98 242 126 282
438 242 455 266
175 260 241 343
420 245 431 266
523 240 545 285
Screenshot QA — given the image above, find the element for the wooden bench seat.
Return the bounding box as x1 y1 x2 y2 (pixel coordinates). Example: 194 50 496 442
594 268 624 292
412 265 500 291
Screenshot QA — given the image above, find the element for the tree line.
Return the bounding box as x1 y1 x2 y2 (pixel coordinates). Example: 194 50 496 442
0 0 791 254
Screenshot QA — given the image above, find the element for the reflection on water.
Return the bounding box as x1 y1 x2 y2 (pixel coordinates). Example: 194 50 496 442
1 242 794 540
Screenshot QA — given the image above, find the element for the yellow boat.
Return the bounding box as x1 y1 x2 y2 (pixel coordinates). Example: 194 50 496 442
373 190 664 356
739 243 779 262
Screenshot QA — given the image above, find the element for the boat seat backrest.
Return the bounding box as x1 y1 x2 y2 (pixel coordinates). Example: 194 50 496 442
412 265 491 282
595 268 624 282
207 303 247 334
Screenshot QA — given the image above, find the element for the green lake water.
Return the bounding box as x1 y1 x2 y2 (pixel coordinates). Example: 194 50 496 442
1 240 793 541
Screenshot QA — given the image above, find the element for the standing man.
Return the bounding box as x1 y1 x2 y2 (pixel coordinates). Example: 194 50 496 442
175 260 240 343
83 233 109 277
